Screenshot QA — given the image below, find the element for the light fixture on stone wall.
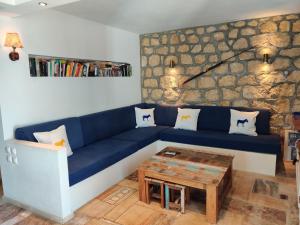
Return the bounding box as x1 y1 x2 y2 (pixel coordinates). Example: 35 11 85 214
263 54 270 64
169 60 176 68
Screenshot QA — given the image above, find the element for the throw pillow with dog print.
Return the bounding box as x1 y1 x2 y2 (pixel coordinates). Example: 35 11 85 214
174 108 201 131
229 109 259 136
135 107 156 128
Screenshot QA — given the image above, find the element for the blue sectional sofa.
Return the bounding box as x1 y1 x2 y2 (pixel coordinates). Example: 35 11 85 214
15 103 281 187
1 102 280 222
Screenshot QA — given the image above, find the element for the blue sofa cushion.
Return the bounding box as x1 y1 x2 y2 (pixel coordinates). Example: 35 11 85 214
112 126 169 149
80 104 144 146
68 138 139 186
15 117 84 150
160 128 280 155
144 104 270 135
196 106 270 135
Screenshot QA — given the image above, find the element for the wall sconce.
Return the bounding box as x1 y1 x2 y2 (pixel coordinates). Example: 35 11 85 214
169 60 176 68
263 53 270 64
4 33 24 61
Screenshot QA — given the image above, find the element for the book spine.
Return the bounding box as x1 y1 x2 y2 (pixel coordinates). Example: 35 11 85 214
29 58 37 77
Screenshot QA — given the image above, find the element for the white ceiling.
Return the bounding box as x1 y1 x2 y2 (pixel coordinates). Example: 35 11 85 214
0 0 79 17
55 0 300 34
1 0 300 34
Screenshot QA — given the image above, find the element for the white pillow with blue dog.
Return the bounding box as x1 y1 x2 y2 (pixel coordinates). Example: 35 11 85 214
135 107 156 128
229 109 259 136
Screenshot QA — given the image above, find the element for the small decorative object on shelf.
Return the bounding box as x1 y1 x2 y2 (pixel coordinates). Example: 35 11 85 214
293 112 300 131
28 54 132 77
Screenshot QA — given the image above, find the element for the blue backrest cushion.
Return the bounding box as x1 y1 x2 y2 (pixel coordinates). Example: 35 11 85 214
144 103 270 135
194 105 270 134
80 104 145 145
15 117 85 150
145 104 178 127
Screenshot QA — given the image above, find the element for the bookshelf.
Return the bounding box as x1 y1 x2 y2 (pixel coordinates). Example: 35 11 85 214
28 54 132 77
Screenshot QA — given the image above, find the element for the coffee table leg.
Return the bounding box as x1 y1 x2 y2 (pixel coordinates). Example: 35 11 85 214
206 184 218 224
138 169 147 202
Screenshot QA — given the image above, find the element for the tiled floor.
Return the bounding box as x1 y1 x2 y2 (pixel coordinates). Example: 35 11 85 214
0 162 298 225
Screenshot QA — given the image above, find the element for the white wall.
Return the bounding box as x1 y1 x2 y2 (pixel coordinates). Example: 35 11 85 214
0 10 141 139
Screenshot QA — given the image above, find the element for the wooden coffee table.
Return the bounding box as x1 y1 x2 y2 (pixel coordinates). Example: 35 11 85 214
138 147 234 224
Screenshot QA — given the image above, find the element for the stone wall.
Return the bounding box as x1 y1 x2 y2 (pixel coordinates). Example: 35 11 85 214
140 13 300 133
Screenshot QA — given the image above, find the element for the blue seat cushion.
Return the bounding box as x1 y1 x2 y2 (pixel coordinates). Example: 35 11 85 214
112 126 169 148
15 117 84 150
160 128 280 155
68 138 139 186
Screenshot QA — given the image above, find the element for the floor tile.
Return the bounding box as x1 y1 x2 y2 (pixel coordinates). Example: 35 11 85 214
77 199 114 219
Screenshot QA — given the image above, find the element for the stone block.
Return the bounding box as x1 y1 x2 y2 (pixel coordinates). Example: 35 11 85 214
153 67 164 77
294 34 300 46
279 21 290 32
187 35 199 44
213 32 225 41
218 42 229 51
156 47 169 55
144 79 158 88
170 34 180 44
230 62 244 73
203 44 216 53
293 20 300 32
206 26 216 33
181 54 193 64
241 28 256 36
238 75 258 85
194 55 206 64
151 89 163 100
259 21 278 33
280 48 300 57
222 88 240 100
233 38 248 49
218 75 236 87
198 77 216 89
205 89 220 101
177 45 190 53
294 58 300 69
191 44 202 53
149 55 160 66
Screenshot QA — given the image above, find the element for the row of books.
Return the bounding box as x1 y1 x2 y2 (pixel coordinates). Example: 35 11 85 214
29 57 132 77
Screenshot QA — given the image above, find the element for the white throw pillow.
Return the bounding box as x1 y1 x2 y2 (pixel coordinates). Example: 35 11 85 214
33 125 73 156
229 109 259 136
135 107 156 128
174 108 201 131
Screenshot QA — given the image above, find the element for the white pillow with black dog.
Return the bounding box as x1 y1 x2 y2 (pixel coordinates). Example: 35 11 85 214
229 109 259 136
135 107 156 128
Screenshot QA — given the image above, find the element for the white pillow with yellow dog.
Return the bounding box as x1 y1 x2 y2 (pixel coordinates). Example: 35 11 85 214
33 125 73 156
174 108 201 131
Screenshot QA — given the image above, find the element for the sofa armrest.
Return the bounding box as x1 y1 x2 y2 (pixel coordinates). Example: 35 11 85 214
0 139 73 222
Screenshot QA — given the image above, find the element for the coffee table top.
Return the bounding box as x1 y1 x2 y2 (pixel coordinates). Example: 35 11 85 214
139 147 234 189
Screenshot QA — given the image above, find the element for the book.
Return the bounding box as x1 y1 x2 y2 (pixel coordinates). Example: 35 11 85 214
82 63 90 77
54 60 60 77
29 58 37 77
47 61 51 77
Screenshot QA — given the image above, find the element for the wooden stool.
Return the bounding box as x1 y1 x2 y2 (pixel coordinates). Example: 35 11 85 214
144 177 164 208
164 182 186 213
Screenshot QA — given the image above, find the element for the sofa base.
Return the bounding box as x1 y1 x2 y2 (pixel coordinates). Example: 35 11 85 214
2 196 74 224
70 140 277 212
157 141 277 176
70 141 159 211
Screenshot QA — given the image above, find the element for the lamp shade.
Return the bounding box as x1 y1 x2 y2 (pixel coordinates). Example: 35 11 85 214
4 33 23 48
